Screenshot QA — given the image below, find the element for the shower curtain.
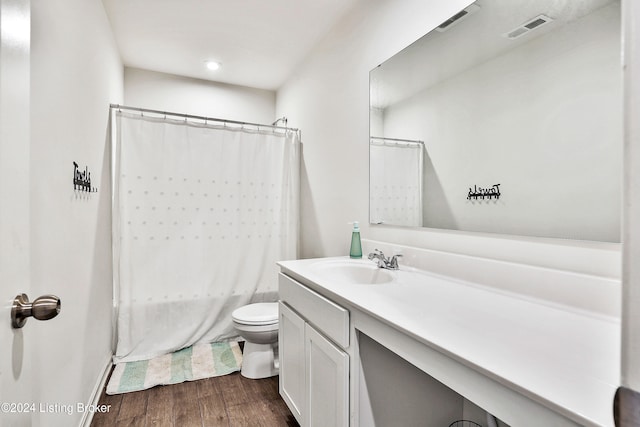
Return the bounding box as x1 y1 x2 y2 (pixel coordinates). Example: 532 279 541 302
369 139 424 227
113 111 300 363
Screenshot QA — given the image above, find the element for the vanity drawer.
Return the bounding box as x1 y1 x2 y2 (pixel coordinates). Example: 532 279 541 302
279 273 349 348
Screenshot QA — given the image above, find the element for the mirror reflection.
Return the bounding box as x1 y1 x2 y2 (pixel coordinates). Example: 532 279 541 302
369 0 621 242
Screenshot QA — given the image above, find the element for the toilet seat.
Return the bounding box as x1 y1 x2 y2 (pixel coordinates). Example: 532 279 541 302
232 302 278 326
232 302 279 379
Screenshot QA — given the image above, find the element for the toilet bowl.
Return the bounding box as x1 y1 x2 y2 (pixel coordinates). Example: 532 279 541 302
232 302 279 379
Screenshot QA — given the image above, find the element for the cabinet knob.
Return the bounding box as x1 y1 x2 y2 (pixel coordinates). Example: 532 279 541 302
11 293 61 328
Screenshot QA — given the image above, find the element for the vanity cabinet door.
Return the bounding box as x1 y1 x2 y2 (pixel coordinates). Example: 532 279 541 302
279 302 305 424
305 323 349 427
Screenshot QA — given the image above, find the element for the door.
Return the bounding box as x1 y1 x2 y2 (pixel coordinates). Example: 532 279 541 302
619 1 640 426
0 0 32 425
279 302 305 424
305 323 349 427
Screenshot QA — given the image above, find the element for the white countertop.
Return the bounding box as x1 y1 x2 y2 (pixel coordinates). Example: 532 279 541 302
278 256 620 427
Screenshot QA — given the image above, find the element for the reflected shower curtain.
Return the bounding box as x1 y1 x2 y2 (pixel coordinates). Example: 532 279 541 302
113 112 299 363
370 140 423 226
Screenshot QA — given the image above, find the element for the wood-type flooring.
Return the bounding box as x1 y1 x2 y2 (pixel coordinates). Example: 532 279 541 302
90 369 298 427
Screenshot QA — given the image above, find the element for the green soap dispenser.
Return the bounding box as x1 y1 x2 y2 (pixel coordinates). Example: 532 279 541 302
349 221 362 259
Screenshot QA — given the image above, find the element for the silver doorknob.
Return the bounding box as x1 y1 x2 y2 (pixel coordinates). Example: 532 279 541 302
11 293 61 328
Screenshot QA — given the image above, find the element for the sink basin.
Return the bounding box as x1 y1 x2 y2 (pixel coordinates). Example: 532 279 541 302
309 260 395 285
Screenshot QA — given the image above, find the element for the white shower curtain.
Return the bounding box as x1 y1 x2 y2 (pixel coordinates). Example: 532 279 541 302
113 111 299 363
370 140 423 227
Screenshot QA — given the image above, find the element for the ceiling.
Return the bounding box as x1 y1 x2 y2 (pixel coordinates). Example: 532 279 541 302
101 0 360 91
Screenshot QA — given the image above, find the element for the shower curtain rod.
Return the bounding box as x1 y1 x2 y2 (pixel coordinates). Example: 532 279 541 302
370 136 424 145
110 104 300 132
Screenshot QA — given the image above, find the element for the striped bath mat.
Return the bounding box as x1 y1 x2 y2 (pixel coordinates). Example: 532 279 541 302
106 341 242 395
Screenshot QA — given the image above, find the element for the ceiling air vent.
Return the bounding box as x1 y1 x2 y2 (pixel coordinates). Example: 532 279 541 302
503 14 553 39
436 4 480 32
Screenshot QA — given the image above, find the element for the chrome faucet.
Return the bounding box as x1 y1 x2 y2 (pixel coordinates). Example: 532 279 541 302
368 249 402 270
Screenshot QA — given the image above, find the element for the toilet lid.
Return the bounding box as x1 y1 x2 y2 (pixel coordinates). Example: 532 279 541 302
232 302 278 326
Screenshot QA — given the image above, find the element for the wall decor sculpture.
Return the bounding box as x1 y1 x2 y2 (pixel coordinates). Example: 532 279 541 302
73 161 98 192
467 184 500 201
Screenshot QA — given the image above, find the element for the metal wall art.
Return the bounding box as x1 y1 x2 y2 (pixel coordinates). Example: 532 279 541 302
73 161 98 192
467 184 500 200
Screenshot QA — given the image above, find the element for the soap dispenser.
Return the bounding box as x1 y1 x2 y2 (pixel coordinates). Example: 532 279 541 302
349 221 362 259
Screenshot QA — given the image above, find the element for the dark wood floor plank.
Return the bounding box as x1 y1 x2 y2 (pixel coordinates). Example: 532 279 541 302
172 381 204 427
145 418 174 427
226 400 263 427
196 377 229 426
227 399 293 427
197 376 222 399
216 373 251 408
91 414 121 427
91 392 122 426
252 376 281 402
115 414 146 427
264 399 299 427
200 398 230 427
145 385 174 427
117 390 148 423
91 364 298 427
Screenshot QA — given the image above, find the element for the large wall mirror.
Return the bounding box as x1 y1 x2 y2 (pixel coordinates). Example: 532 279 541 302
369 0 621 242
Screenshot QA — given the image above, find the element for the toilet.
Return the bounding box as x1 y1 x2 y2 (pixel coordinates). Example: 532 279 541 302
232 302 279 379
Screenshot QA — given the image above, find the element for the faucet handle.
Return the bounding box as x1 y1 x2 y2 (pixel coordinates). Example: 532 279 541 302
368 249 384 260
389 254 403 269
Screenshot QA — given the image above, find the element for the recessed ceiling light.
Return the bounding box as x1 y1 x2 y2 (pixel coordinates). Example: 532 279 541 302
205 61 221 71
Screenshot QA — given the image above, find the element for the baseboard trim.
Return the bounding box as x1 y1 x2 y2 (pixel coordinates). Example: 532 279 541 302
80 355 113 427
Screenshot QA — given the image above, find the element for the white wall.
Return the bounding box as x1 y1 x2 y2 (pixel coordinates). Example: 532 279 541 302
124 67 276 124
277 0 621 278
382 3 621 242
30 0 122 425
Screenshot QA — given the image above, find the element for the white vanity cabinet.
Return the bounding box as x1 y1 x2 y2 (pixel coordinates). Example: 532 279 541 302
278 273 350 427
279 301 306 422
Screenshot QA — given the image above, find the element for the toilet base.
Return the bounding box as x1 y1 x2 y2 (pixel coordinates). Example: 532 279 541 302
241 341 279 379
